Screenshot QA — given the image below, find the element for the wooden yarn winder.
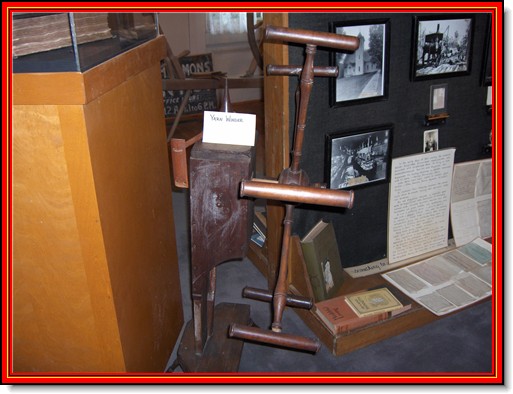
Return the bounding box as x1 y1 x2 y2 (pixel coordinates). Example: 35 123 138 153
228 26 359 352
169 25 359 371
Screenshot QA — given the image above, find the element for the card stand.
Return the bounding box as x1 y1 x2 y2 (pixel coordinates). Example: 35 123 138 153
286 235 439 356
425 113 449 126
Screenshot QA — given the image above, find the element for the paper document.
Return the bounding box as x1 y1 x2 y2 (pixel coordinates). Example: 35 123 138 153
450 159 492 246
382 238 492 316
388 149 455 264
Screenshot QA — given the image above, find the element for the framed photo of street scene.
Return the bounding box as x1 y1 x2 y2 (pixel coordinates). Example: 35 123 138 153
325 125 393 190
329 19 390 107
411 14 474 81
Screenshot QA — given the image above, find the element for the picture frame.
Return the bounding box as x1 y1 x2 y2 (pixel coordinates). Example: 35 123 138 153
423 129 439 152
481 14 492 86
411 14 474 81
325 125 393 189
429 83 448 115
329 19 390 106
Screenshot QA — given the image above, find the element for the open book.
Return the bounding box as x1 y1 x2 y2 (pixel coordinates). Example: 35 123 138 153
383 238 492 316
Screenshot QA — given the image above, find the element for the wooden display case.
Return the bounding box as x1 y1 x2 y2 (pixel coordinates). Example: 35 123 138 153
12 36 183 372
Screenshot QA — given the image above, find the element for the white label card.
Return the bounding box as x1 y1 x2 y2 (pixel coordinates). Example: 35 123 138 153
202 111 256 146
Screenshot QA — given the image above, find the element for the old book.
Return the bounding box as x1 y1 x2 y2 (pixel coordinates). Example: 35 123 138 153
13 13 112 57
301 220 344 302
314 294 388 335
368 283 413 317
345 287 403 317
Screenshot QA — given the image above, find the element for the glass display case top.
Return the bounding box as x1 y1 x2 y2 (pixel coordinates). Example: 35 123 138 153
12 12 159 73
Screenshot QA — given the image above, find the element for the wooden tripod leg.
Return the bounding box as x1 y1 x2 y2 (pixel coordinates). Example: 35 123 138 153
207 267 217 338
192 274 208 355
191 266 216 355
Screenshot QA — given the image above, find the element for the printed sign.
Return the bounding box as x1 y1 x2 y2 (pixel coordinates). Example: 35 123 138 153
202 111 256 146
162 53 218 117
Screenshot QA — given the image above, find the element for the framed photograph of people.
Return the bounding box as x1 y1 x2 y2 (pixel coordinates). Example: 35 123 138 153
329 19 390 106
429 83 448 115
411 14 474 81
325 125 393 189
423 129 439 152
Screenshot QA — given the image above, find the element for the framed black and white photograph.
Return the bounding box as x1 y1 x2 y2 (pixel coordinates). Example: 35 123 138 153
411 15 474 81
326 125 392 189
429 83 448 115
424 129 439 152
330 19 390 106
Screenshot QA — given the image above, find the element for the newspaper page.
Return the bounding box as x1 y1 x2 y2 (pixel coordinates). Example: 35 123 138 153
450 159 492 246
388 149 456 264
382 238 492 315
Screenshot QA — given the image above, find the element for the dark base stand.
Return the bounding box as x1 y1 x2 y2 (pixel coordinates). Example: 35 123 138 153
170 303 251 372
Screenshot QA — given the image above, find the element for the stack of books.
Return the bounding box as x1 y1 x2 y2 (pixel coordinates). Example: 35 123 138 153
314 285 412 335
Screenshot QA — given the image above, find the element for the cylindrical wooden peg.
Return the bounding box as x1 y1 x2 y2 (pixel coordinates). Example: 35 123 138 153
240 180 354 208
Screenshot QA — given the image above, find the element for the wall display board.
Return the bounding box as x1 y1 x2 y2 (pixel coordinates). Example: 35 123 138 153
288 13 492 268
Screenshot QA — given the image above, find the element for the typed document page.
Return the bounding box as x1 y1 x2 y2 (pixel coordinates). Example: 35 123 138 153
388 149 456 264
450 159 492 246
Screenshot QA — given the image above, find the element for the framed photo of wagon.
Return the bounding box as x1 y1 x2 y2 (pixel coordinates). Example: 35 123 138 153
411 15 474 81
325 125 393 190
329 19 390 106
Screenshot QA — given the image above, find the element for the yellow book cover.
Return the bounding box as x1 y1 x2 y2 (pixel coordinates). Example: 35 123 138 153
345 288 403 317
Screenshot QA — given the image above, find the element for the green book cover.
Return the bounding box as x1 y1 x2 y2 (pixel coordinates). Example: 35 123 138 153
301 220 344 302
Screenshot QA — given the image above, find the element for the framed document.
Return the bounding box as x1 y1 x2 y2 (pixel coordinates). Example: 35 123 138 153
429 83 448 115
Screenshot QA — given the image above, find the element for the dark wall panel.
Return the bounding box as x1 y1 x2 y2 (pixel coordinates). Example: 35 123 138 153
286 13 492 267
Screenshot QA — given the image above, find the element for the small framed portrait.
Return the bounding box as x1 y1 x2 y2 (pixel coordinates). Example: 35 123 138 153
325 125 393 189
329 19 390 106
424 129 439 152
429 83 448 115
411 14 474 81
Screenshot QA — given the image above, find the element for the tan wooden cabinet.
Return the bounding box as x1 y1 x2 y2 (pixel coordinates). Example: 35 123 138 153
12 36 183 372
